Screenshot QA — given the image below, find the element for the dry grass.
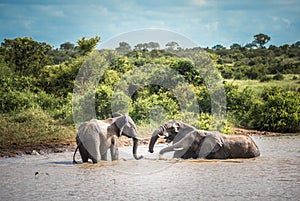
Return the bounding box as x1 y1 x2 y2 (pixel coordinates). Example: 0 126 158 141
0 107 76 148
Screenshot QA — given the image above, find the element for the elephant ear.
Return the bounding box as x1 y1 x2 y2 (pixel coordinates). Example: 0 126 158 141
198 131 224 158
114 114 134 137
171 120 181 132
164 120 180 131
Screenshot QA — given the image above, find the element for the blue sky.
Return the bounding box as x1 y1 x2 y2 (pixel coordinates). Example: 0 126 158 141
0 0 299 48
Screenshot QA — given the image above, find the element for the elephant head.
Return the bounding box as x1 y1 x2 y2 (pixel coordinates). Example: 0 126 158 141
148 120 184 153
110 114 143 160
157 129 225 159
149 120 225 159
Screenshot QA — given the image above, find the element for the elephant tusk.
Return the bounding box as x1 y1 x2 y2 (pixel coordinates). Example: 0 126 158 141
119 124 126 136
173 147 184 151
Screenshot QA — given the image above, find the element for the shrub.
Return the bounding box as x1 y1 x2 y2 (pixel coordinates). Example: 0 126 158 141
180 112 232 134
273 73 284 80
225 83 255 127
95 84 114 119
131 90 180 124
260 75 272 82
0 107 75 146
250 87 300 132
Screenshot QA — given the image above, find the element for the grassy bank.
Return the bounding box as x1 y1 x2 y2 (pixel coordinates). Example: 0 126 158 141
226 74 299 95
0 107 76 156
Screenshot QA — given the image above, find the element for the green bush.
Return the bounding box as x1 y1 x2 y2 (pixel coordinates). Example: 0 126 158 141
273 73 284 80
0 85 70 121
260 75 272 82
225 83 255 127
131 89 180 124
0 107 75 146
225 84 299 132
95 85 114 119
250 87 299 132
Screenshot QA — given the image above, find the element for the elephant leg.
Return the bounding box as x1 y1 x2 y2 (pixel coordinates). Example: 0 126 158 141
110 138 119 161
85 134 101 163
159 145 184 155
159 133 195 157
99 139 108 161
101 151 108 161
91 152 101 164
173 149 188 158
78 144 89 163
83 140 101 163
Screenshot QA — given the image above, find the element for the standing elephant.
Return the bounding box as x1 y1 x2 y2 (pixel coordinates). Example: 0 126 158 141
148 120 260 159
73 114 143 163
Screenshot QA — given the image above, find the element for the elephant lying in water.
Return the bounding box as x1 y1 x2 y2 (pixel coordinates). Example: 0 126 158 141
73 114 143 163
148 120 260 159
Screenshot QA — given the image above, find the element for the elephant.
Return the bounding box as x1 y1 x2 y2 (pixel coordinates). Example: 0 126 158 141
148 120 260 159
73 114 143 163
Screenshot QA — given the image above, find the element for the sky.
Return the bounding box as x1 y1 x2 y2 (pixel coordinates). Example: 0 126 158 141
0 0 299 49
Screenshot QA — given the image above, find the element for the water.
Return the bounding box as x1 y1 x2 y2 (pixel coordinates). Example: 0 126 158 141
0 135 299 201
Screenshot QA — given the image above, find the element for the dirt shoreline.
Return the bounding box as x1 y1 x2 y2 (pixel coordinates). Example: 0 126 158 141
0 128 295 158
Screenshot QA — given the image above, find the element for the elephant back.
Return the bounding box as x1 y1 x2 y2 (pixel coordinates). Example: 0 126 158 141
76 119 102 162
77 119 101 137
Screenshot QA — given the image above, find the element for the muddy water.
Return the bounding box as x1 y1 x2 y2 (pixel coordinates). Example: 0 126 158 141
0 135 299 201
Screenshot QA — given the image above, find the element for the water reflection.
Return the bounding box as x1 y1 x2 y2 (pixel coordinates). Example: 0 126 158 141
0 135 299 200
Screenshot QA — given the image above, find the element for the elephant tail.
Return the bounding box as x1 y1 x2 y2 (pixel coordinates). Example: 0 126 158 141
73 144 80 164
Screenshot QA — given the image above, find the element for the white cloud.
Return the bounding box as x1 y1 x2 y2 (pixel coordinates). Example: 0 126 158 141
190 0 207 6
271 16 279 21
23 20 34 29
99 7 109 15
270 16 291 29
205 21 219 31
33 5 65 17
281 17 291 27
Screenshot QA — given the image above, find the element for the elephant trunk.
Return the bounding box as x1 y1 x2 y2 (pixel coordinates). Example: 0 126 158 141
148 129 160 153
132 138 143 160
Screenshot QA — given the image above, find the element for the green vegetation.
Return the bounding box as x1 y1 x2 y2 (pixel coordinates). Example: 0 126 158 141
0 34 299 148
225 84 299 133
0 107 75 146
226 74 299 95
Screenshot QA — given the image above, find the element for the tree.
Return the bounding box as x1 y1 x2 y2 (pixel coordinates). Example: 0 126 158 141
147 42 160 50
115 42 131 55
253 33 271 48
292 41 300 48
1 37 52 76
60 42 75 50
244 42 257 49
165 41 179 50
134 43 148 51
212 44 225 50
230 43 242 50
77 36 100 55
